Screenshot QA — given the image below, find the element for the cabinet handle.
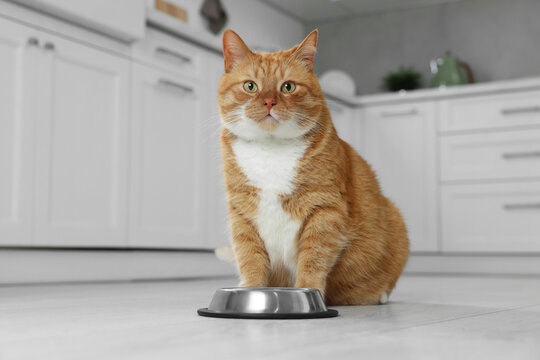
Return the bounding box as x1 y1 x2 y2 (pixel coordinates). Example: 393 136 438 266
503 203 540 210
500 106 540 115
44 42 55 51
501 151 540 159
156 47 191 64
158 79 194 94
27 37 39 47
380 109 417 117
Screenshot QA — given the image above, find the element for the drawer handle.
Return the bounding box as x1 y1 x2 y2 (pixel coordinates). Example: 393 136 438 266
380 109 417 117
500 106 540 115
501 151 540 159
27 37 39 47
158 79 194 94
44 42 55 51
156 47 191 64
503 203 540 210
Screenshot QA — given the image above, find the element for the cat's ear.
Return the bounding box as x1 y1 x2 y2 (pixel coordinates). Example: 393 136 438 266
294 29 318 71
222 29 251 73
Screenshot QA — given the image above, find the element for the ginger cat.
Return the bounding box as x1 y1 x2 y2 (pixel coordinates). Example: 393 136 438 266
216 29 409 305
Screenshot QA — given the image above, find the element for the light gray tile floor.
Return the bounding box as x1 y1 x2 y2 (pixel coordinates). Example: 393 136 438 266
1 275 539 360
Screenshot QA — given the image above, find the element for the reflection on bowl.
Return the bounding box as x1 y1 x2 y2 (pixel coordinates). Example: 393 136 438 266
198 287 339 319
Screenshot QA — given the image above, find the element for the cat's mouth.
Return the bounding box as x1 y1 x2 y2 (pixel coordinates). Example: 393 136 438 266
257 115 280 131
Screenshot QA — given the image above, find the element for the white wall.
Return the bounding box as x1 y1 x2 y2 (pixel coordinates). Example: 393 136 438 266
307 0 540 95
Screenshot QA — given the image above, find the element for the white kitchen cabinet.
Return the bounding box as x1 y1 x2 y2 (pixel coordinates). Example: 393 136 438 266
0 16 130 247
362 102 438 252
329 102 362 154
0 18 38 245
439 90 540 133
13 0 146 41
439 89 540 253
33 32 130 247
441 182 540 253
440 129 540 182
131 27 204 81
203 54 231 249
129 63 207 248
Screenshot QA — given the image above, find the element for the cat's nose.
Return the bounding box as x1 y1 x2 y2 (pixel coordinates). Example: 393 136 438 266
263 98 276 111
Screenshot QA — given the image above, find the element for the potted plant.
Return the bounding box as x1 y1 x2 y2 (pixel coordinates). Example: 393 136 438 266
383 66 423 92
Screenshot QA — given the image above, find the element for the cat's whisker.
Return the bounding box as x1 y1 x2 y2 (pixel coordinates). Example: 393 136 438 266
200 113 221 124
201 120 222 134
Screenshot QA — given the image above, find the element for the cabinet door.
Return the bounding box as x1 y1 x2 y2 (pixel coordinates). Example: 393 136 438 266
129 63 206 248
0 18 38 245
202 55 230 249
34 33 130 246
362 103 438 252
441 182 540 253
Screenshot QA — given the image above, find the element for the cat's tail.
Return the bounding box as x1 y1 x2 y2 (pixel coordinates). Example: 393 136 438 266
215 245 236 264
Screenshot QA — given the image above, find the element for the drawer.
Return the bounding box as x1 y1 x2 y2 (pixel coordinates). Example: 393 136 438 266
131 28 204 80
441 182 540 253
439 90 540 132
440 129 540 182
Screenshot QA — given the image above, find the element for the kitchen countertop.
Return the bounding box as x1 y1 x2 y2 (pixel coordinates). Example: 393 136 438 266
324 76 540 107
1 275 540 359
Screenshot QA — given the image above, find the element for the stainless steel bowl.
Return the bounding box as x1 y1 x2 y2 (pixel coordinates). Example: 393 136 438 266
197 287 339 319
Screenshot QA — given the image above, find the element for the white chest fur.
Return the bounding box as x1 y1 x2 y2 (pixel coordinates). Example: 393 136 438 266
231 138 308 279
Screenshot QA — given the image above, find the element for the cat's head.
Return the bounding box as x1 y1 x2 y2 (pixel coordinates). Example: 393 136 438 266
218 29 324 141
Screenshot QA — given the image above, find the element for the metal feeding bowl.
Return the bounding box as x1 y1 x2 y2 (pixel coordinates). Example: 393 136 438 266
197 287 339 319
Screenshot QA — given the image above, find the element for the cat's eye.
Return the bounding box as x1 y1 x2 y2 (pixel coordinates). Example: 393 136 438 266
243 81 258 93
281 81 296 93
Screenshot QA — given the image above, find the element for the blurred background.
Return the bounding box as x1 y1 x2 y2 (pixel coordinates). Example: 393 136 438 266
1 0 539 283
